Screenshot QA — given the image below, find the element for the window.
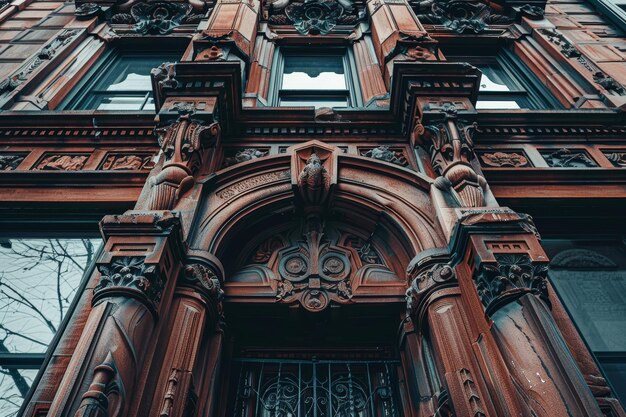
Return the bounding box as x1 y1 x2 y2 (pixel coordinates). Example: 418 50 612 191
62 51 179 111
0 238 100 417
448 50 560 110
271 49 360 108
544 239 626 405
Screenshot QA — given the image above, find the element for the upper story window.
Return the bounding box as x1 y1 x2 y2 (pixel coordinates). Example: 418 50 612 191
62 51 179 111
447 50 561 110
271 49 360 108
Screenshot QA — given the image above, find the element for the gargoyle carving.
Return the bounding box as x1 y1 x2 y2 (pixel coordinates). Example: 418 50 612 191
147 107 220 210
298 153 331 205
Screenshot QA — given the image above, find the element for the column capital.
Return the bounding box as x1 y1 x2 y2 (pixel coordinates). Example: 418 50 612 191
180 250 226 327
475 254 549 316
405 249 457 324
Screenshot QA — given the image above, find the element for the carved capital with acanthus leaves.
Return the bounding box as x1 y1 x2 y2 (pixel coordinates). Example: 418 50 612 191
181 263 225 324
95 256 165 312
474 254 549 316
147 106 220 211
414 104 488 208
406 261 457 323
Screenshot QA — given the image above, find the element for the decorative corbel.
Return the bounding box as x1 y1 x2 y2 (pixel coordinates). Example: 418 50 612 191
147 105 220 210
414 104 488 208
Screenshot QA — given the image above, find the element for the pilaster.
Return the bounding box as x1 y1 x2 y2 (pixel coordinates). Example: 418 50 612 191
45 212 185 417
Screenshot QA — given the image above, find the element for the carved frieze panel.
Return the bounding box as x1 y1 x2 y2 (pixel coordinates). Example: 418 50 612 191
540 149 597 168
413 0 513 33
34 153 90 171
603 151 626 168
99 153 156 170
267 0 364 35
0 153 27 171
110 1 207 35
477 150 531 168
223 148 270 168
360 146 409 168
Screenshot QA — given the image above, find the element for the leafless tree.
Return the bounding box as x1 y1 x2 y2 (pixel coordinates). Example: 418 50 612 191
0 238 96 417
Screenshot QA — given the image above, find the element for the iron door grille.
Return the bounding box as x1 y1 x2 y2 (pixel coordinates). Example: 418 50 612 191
232 359 402 417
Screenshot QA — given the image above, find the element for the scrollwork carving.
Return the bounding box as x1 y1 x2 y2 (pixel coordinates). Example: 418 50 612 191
474 254 548 315
605 152 626 167
95 257 164 308
275 220 353 312
361 146 408 167
415 0 513 33
110 1 205 35
0 154 25 171
406 263 456 320
269 0 363 35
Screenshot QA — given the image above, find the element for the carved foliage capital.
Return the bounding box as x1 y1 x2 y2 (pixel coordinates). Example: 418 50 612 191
475 254 548 316
95 256 165 310
406 262 456 321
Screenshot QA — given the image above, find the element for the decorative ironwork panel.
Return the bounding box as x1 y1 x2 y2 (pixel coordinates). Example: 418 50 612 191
232 359 402 417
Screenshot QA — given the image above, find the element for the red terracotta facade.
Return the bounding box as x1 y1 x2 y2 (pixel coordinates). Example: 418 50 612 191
0 0 625 416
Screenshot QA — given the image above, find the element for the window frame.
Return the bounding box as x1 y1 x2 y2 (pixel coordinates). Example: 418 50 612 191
0 234 102 417
60 49 179 111
447 49 562 110
268 46 363 108
544 237 626 406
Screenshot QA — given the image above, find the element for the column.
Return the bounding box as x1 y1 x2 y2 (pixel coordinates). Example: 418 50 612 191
46 212 185 417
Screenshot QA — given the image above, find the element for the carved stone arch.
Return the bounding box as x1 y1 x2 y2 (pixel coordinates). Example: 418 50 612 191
186 141 446 311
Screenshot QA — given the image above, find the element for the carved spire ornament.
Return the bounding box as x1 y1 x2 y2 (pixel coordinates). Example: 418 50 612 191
414 104 488 208
147 106 220 210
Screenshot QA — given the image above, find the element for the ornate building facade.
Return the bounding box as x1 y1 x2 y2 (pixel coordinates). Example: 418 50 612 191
0 0 625 416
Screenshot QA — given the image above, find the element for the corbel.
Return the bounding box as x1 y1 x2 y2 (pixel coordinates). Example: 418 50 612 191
140 105 220 211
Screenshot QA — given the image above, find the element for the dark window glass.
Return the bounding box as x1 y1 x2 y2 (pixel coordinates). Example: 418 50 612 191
64 52 178 111
0 238 100 417
447 51 560 110
231 358 402 417
544 239 626 404
274 51 357 108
